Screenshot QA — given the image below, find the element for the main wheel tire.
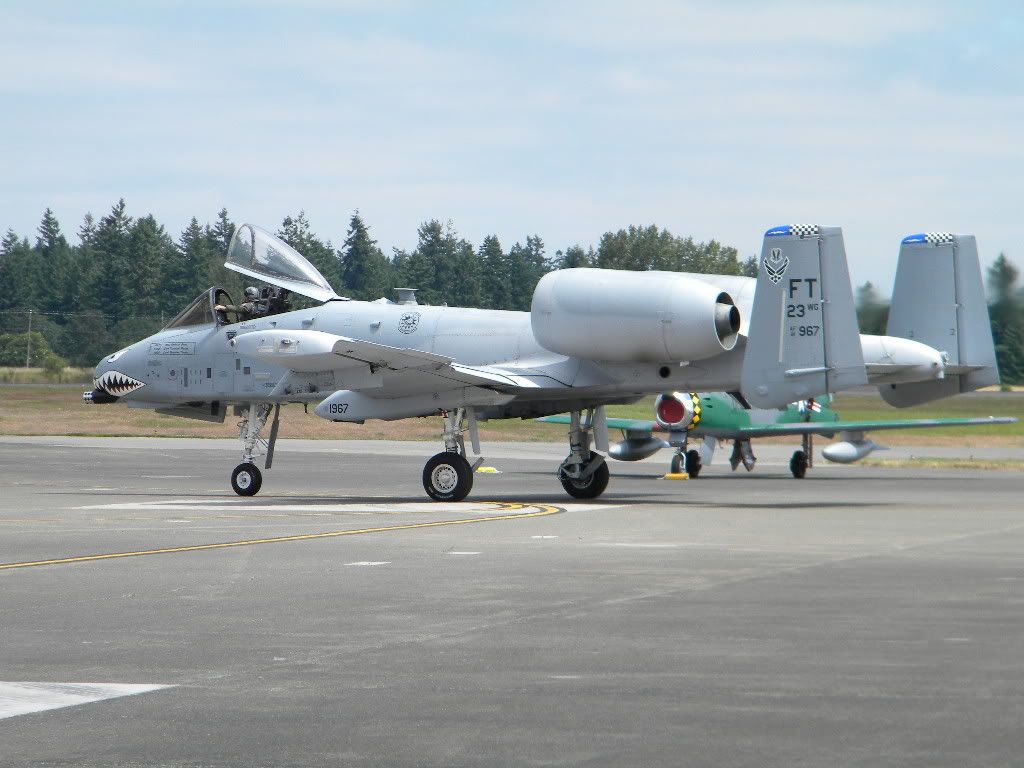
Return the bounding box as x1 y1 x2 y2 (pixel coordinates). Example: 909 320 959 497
423 452 474 502
232 462 262 496
670 452 685 474
559 457 610 499
790 450 808 479
685 449 702 478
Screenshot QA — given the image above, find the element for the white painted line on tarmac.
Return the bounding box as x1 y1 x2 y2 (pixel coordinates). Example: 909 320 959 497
75 500 502 514
531 535 559 539
345 561 391 567
447 551 481 556
0 682 173 720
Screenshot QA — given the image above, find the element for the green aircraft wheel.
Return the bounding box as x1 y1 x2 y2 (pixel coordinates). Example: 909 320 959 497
789 450 808 479
685 449 702 478
423 452 474 502
231 462 262 496
559 458 609 499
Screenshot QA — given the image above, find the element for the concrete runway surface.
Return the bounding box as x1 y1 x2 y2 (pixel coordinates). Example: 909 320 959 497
1 436 1023 767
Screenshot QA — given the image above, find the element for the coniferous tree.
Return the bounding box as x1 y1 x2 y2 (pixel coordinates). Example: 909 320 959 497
855 281 889 336
127 215 174 318
339 212 392 300
479 235 510 308
988 253 1024 383
278 211 339 290
84 199 133 319
507 235 548 311
34 208 74 313
555 244 594 270
208 208 235 256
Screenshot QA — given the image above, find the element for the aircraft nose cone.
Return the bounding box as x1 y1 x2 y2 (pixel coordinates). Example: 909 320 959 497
92 348 146 396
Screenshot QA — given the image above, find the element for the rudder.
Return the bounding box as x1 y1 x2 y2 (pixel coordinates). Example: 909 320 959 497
741 225 866 408
881 233 998 407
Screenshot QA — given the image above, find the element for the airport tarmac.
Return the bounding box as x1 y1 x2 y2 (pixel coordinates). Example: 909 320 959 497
1 436 1023 767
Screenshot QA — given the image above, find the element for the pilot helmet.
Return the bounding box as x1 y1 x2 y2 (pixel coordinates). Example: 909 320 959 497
243 287 259 301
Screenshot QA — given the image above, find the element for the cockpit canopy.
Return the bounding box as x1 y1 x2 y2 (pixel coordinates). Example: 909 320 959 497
163 288 233 330
226 224 340 302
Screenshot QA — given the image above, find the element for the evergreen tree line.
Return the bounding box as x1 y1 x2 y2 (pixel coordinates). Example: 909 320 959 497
854 254 1024 385
0 202 752 368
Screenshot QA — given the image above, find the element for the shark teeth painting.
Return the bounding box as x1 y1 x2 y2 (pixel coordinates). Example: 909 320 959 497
94 371 145 397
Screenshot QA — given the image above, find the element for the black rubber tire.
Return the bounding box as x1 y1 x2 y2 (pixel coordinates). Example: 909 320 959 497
231 462 262 496
685 449 702 478
790 450 808 479
423 452 474 502
670 452 685 474
559 457 610 499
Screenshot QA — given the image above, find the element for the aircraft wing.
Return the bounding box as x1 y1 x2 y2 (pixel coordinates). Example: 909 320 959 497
231 329 451 373
538 414 1016 439
231 329 570 395
538 415 657 432
711 416 1016 439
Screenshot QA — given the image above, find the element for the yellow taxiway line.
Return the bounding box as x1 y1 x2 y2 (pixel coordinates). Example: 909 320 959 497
0 502 563 571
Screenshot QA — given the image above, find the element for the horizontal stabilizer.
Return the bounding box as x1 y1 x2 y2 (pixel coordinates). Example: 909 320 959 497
741 225 866 407
881 233 999 406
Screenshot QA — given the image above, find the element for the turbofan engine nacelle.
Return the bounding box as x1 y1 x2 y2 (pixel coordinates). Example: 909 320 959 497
821 437 884 464
531 269 740 363
654 391 702 430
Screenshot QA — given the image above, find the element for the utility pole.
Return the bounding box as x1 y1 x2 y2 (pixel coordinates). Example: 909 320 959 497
25 309 32 368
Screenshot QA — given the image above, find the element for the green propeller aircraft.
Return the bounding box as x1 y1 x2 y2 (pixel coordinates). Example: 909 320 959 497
539 391 1016 479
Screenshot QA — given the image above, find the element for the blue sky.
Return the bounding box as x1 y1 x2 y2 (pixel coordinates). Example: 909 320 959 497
1 1 1021 291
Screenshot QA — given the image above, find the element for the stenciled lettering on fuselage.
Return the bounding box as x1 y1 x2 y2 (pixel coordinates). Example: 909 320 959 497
147 341 196 356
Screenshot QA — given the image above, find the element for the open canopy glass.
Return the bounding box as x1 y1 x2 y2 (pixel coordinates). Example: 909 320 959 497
226 224 341 302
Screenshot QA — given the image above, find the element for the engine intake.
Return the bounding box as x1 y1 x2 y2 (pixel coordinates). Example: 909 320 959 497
531 268 740 363
655 392 702 430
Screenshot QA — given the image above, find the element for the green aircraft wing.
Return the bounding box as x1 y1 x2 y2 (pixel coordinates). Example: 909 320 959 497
703 415 1016 439
538 414 1017 439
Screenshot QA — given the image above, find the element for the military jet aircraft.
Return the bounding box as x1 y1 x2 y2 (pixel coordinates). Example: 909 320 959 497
539 391 1016 478
84 224 999 501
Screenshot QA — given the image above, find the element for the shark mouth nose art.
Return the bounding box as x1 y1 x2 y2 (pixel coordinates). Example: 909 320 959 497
94 371 145 396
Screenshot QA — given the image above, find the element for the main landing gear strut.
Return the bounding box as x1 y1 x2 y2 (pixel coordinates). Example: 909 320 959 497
230 402 280 496
557 409 609 499
422 408 483 502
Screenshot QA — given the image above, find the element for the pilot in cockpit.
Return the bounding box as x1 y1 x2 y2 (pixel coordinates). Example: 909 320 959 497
216 287 268 323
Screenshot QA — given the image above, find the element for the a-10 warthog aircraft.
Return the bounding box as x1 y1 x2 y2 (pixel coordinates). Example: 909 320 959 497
85 224 999 501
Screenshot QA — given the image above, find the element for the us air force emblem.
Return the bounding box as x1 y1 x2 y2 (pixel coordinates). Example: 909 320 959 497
762 247 789 285
398 311 421 334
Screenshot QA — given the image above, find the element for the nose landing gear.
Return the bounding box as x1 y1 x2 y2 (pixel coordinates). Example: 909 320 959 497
230 402 279 496
422 408 479 502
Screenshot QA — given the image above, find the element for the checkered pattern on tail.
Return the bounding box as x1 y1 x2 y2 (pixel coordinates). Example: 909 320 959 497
788 224 819 238
924 232 955 245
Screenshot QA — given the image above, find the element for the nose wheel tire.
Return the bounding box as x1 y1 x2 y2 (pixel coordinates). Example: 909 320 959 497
789 450 808 479
232 462 263 496
685 449 702 477
423 452 474 502
558 458 609 499
670 452 685 475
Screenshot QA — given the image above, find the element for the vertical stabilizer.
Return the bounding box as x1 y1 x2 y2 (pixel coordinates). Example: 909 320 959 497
880 233 998 406
741 225 866 408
